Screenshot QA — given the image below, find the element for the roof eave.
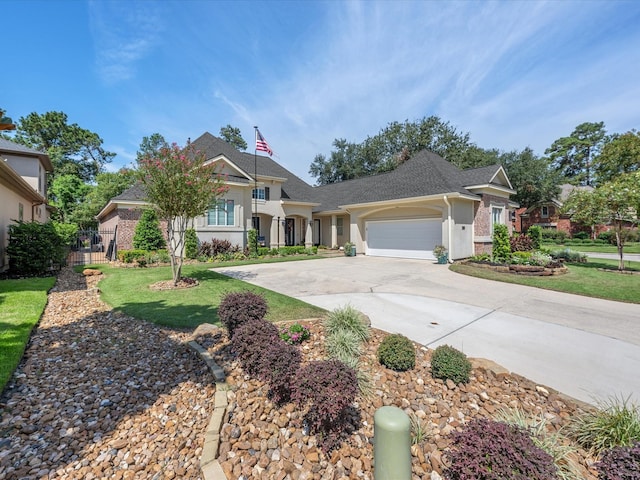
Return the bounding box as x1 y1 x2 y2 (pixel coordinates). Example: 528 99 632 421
339 192 479 210
465 184 516 195
0 161 47 203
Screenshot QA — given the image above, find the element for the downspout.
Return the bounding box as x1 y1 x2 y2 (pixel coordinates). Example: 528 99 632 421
443 196 452 263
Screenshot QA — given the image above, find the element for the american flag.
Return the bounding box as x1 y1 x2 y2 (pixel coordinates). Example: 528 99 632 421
255 128 273 156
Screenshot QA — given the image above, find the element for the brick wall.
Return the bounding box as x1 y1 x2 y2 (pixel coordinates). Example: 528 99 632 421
473 194 511 254
114 208 169 251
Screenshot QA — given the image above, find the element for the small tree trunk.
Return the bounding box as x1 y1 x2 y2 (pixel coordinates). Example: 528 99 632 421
615 226 624 271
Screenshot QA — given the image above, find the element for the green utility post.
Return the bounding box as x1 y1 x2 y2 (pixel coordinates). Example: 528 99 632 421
373 406 412 480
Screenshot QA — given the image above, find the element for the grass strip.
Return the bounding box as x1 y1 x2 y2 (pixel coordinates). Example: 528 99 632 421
93 263 326 329
450 258 640 304
0 276 56 393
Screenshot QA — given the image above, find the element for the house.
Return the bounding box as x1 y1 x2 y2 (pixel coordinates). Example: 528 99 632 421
98 132 516 260
0 138 53 271
516 184 598 236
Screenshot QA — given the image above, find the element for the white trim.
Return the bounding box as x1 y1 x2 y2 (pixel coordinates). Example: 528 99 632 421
341 192 479 210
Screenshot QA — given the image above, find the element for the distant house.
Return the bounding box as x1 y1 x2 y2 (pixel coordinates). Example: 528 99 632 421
98 132 517 260
516 184 599 236
0 138 53 271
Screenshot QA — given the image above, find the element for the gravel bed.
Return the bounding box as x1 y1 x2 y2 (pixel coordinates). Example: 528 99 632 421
0 268 216 480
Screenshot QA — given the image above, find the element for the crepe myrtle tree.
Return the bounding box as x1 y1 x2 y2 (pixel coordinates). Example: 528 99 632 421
563 171 640 271
137 141 228 285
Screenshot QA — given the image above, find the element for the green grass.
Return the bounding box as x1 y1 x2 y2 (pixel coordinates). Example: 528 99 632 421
0 276 56 393
542 242 640 254
92 263 326 329
450 258 640 303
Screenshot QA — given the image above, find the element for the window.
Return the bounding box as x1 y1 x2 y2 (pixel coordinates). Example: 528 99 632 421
541 206 549 218
337 217 343 236
18 203 24 221
491 206 503 233
252 187 270 201
207 199 234 226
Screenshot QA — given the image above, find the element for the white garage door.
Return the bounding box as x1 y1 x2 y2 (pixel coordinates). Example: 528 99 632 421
366 219 441 259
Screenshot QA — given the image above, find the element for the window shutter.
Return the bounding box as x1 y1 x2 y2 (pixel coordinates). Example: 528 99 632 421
265 187 270 200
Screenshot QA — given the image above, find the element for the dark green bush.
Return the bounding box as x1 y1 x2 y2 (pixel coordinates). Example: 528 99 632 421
541 228 567 242
431 344 472 384
596 442 640 480
528 225 543 250
117 249 148 263
444 418 558 480
377 334 416 371
492 224 511 263
248 228 258 257
132 209 166 251
292 359 358 453
7 221 65 276
218 291 268 337
184 228 198 259
52 221 79 246
572 231 589 240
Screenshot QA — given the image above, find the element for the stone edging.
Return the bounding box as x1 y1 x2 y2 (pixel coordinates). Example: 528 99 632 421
187 340 229 480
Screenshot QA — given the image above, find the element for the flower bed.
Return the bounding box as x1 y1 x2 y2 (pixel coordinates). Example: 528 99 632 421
463 260 568 276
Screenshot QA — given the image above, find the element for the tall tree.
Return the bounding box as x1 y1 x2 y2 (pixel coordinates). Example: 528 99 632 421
499 148 562 208
309 116 477 185
562 171 640 270
595 130 640 183
136 133 169 162
49 174 91 223
219 125 247 151
137 141 228 285
8 111 115 182
545 121 606 186
71 169 137 228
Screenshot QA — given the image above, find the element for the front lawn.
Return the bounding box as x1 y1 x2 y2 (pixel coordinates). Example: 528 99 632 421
543 242 640 254
94 263 326 329
450 258 640 304
0 276 56 392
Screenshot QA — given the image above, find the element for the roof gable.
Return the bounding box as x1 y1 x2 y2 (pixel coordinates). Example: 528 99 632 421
0 137 54 171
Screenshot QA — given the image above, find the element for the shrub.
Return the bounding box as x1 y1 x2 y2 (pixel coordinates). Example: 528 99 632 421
230 318 280 377
377 334 416 371
492 224 511 263
279 323 311 344
443 418 558 480
7 221 66 276
550 248 587 263
248 228 258 257
292 359 358 453
510 233 534 252
541 228 568 242
117 249 148 263
528 225 543 250
184 228 198 259
568 396 640 455
596 442 640 480
326 329 362 365
430 344 471 384
324 305 370 342
495 407 582 480
52 221 79 246
260 341 302 405
572 231 589 240
529 251 553 267
218 291 268 337
132 209 166 251
199 238 234 257
511 251 533 264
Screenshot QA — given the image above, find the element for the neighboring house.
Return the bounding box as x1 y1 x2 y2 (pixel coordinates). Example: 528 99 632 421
0 138 53 271
517 184 598 236
98 132 516 260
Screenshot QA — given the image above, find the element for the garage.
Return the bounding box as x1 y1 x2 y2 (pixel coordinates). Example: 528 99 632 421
365 218 442 259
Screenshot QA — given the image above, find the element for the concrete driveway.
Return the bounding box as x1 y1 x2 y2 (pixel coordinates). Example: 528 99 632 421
216 256 640 405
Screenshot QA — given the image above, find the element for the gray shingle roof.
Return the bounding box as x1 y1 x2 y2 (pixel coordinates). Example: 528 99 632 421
0 137 53 171
112 133 508 211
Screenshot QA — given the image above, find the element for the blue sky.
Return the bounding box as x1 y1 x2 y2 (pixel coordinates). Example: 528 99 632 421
3 0 640 184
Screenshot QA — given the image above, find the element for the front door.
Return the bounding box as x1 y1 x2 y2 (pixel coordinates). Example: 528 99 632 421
285 218 295 246
313 219 321 246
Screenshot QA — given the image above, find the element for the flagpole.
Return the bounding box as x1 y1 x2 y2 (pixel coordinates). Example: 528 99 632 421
253 126 258 253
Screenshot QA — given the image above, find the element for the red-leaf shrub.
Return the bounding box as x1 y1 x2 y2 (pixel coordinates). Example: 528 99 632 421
218 291 268 337
596 442 640 479
292 359 359 453
230 319 279 376
510 233 534 252
199 238 235 257
260 341 302 405
444 419 558 480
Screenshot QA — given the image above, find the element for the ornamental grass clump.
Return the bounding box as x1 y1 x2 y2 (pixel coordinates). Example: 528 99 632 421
430 344 472 384
568 395 640 455
323 305 370 342
292 359 359 453
326 329 362 365
596 442 640 480
218 291 268 337
377 334 415 371
443 418 558 480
